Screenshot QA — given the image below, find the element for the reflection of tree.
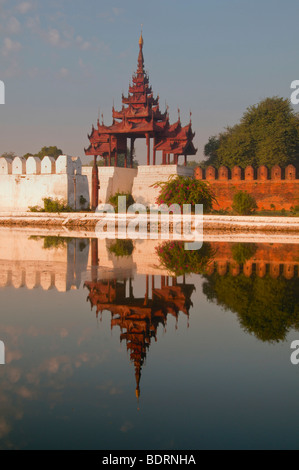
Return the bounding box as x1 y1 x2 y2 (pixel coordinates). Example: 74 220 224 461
203 272 299 343
231 243 257 264
108 239 134 257
156 241 215 276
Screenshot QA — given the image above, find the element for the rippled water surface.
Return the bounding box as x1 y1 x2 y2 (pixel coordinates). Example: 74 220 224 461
0 229 299 450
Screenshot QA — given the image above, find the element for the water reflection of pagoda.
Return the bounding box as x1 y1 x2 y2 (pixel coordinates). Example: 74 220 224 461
84 274 195 399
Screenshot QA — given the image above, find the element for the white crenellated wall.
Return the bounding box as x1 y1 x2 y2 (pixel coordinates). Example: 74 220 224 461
0 157 12 175
0 155 90 211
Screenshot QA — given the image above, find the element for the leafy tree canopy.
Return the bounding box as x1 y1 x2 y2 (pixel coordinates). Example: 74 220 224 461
203 97 299 169
0 151 17 159
24 146 63 160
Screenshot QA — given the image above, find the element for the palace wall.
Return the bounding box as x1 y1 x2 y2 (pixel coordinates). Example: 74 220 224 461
82 166 138 204
194 165 299 211
132 165 194 206
0 155 90 211
82 164 194 207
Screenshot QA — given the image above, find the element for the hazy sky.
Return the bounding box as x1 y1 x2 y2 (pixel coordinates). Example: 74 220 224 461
0 0 298 164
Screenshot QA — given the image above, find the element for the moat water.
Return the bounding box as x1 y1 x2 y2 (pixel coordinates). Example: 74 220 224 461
0 229 299 450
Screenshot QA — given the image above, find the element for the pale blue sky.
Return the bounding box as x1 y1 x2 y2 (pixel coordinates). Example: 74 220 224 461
0 0 298 164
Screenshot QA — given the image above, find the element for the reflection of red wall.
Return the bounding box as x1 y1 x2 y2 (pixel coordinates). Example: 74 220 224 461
207 242 299 279
195 165 299 210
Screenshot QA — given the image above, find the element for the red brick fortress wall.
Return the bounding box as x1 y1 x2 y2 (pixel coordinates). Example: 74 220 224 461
194 164 299 211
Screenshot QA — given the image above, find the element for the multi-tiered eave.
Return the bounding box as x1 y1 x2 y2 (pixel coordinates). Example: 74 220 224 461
85 32 197 166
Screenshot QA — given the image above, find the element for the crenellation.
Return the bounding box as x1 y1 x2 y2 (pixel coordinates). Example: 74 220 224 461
56 155 74 175
12 156 26 175
245 166 255 181
232 166 242 180
218 166 229 181
271 165 282 180
72 157 82 175
206 166 216 180
194 164 299 211
257 165 268 180
194 166 204 180
285 164 296 180
41 156 56 174
0 157 12 175
26 156 41 175
0 155 89 211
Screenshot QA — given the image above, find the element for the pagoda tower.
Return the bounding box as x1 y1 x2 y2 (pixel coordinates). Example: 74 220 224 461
85 32 197 169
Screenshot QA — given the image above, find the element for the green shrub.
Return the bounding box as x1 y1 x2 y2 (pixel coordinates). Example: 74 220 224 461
108 192 135 213
29 198 72 213
108 239 134 257
232 191 257 215
43 198 72 213
154 175 217 214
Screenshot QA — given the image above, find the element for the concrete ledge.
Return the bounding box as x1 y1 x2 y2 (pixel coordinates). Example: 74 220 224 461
0 212 298 235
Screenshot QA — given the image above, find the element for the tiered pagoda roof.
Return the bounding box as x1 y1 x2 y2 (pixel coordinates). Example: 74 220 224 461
85 32 197 166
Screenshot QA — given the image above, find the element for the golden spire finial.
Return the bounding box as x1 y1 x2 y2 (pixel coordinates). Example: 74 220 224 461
139 24 144 46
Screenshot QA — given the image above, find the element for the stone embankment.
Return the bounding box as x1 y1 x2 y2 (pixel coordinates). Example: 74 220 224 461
0 211 298 235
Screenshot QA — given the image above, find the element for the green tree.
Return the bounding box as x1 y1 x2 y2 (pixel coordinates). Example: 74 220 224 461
0 151 16 159
35 146 63 160
203 136 221 167
24 146 63 160
204 97 299 169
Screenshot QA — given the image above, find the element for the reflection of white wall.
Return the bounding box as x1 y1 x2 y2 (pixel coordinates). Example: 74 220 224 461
0 233 90 292
40 272 53 291
11 270 25 289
